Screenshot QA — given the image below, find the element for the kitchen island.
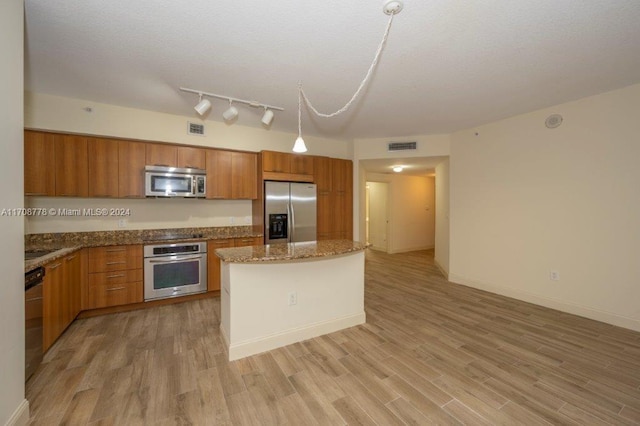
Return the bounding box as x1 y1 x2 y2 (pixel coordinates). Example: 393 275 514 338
216 240 367 361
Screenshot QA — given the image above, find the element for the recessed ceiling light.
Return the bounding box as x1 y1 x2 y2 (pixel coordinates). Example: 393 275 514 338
393 166 403 173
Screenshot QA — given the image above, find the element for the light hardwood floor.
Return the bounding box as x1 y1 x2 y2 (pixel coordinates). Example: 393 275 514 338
26 249 640 425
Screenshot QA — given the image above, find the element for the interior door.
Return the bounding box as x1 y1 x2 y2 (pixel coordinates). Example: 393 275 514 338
367 181 389 252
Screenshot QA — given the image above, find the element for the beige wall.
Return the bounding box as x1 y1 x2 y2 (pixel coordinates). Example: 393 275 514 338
353 134 450 241
24 92 351 233
434 159 450 276
366 172 435 254
1 1 28 424
449 83 640 331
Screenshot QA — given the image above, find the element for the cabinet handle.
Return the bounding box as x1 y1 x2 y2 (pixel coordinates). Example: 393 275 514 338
26 296 44 302
211 196 225 199
91 194 113 197
106 274 125 278
66 255 77 261
106 287 126 292
106 261 126 265
105 248 126 252
49 263 62 270
154 164 170 167
25 192 46 196
239 239 253 243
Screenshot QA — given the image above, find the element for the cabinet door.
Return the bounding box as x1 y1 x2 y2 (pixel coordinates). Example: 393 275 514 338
43 260 63 352
88 138 119 197
317 193 332 240
207 239 234 291
313 156 332 195
24 130 55 196
262 151 290 173
63 252 82 327
206 149 232 199
332 159 351 194
118 140 146 198
55 134 89 197
146 143 177 167
290 154 314 175
232 152 257 199
87 245 142 273
87 270 143 309
177 146 206 169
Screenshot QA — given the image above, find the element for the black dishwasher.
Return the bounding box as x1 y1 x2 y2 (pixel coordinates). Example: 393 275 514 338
25 267 44 382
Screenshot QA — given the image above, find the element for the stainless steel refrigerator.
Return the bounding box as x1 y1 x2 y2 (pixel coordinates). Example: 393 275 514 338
264 181 317 244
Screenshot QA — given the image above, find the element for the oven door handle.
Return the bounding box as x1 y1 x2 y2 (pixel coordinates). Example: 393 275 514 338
148 256 203 263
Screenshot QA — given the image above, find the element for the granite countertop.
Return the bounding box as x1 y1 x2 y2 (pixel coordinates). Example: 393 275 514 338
25 226 262 272
215 240 368 263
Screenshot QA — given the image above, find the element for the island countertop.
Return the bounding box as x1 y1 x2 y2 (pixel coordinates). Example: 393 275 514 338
215 240 368 263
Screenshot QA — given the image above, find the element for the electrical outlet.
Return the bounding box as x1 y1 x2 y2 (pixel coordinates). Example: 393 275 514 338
288 292 297 306
550 271 560 281
118 219 127 228
244 216 252 224
230 217 235 224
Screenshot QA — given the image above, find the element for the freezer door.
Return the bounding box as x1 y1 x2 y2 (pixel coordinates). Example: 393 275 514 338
290 183 317 242
265 181 291 244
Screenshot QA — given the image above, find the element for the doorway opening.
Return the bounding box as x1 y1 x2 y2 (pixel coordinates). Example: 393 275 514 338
366 181 389 252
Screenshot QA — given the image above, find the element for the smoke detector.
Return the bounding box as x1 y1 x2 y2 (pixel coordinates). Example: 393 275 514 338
545 114 563 129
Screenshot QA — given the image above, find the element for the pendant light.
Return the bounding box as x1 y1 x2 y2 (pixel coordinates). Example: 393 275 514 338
294 1 402 153
293 83 307 153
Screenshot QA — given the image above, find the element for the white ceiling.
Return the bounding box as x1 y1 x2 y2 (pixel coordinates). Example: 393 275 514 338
24 1 640 141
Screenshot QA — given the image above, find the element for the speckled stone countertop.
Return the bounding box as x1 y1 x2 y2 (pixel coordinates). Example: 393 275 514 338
215 240 368 263
25 226 262 272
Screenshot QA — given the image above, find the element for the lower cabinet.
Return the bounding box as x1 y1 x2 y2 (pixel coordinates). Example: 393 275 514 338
207 237 262 292
43 250 82 352
85 245 143 309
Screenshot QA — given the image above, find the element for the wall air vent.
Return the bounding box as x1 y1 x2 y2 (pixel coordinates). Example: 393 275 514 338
187 121 205 136
388 141 417 151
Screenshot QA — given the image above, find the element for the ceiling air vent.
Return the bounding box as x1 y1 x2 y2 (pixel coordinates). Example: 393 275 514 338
187 121 205 136
388 141 417 151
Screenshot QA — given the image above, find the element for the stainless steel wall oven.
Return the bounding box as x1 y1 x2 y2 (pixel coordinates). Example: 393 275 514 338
143 242 207 301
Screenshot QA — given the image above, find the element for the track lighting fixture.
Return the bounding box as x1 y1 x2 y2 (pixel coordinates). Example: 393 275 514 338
194 94 211 116
180 87 283 127
222 100 238 122
261 108 274 126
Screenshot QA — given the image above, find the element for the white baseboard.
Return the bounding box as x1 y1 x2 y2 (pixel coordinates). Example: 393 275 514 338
388 245 434 255
228 312 366 361
449 273 640 332
5 399 29 426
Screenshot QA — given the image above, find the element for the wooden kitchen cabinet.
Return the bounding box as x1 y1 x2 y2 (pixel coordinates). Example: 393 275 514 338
88 137 119 197
146 143 177 167
314 157 353 241
118 140 146 198
290 154 314 175
262 151 291 173
206 149 232 199
231 152 257 199
313 156 332 195
86 245 143 309
234 236 262 247
24 130 55 196
43 250 82 352
55 134 89 197
177 146 206 169
207 239 234 291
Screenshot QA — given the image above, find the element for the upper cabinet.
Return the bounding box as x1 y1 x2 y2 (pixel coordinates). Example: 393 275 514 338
231 152 257 199
24 130 55 196
177 147 206 170
206 149 232 199
118 140 146 198
145 143 177 167
262 151 313 176
55 134 89 197
88 138 119 198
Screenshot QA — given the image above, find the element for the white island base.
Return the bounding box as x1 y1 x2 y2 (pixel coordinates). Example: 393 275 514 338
220 250 365 361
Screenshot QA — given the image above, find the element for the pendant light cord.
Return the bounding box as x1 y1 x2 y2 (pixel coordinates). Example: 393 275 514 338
299 12 396 119
297 82 303 137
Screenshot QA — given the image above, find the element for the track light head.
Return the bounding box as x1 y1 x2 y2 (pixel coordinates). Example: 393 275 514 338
194 96 211 116
222 101 238 122
261 108 274 126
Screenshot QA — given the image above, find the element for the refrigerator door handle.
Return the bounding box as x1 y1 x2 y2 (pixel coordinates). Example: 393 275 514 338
289 202 295 242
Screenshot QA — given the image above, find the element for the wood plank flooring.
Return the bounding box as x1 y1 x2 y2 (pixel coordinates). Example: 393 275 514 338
26 249 640 425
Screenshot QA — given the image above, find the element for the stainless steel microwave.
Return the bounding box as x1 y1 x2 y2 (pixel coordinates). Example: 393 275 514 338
145 165 206 198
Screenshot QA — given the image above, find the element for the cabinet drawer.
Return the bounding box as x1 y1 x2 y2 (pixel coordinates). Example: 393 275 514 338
88 269 143 287
87 245 142 272
234 237 263 247
87 280 143 309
